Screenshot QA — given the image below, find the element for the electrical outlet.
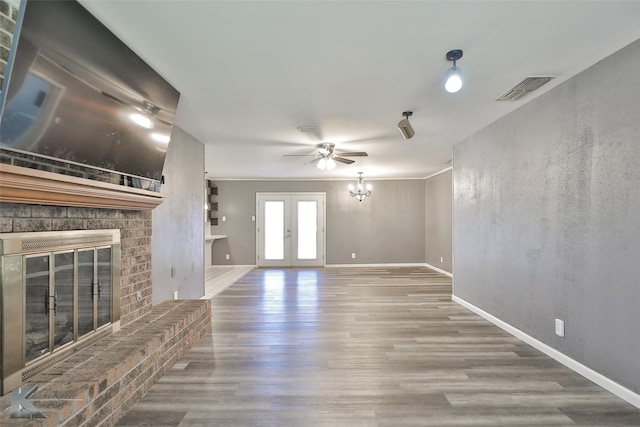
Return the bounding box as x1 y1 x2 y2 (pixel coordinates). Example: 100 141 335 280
225 254 230 260
555 319 565 337
440 256 444 263
136 290 142 302
173 291 178 300
222 216 226 222
251 215 256 222
351 253 356 259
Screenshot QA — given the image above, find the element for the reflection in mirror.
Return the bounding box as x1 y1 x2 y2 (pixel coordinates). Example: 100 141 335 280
0 0 22 105
0 1 179 183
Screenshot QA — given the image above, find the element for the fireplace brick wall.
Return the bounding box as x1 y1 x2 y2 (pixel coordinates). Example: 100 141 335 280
0 202 153 326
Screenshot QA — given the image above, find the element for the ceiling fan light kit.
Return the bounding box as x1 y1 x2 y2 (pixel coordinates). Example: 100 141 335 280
349 172 372 201
288 139 368 169
445 49 464 93
398 111 415 140
317 157 337 170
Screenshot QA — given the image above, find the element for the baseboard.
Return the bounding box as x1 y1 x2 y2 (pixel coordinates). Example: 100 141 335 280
325 263 429 268
326 263 453 277
424 262 453 277
207 264 256 269
452 295 640 409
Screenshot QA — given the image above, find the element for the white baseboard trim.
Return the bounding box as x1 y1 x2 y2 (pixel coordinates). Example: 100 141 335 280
452 295 640 409
325 263 429 268
424 263 453 277
207 264 256 270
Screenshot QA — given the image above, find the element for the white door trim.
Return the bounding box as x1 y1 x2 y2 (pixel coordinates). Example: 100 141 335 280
256 192 326 267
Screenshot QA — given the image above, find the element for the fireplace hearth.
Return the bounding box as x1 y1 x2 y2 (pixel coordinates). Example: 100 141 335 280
0 229 121 395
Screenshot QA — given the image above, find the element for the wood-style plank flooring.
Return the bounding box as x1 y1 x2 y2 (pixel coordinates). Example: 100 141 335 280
202 266 255 299
116 267 640 426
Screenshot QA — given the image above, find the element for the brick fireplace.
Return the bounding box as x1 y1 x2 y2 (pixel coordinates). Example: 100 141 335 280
0 162 163 397
0 202 153 327
0 161 210 426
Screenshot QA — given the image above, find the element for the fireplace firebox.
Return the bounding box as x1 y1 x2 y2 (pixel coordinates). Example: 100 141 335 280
0 230 120 395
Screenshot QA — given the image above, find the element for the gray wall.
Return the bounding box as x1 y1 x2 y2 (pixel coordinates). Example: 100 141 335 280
453 40 640 393
425 169 452 273
208 179 425 265
152 127 205 303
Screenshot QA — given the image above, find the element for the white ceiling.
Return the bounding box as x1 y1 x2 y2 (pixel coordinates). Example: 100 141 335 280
79 1 640 180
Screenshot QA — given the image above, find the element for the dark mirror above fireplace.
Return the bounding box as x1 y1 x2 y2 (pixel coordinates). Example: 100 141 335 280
0 0 180 183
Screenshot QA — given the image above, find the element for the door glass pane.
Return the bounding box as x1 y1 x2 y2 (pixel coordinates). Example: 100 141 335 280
297 201 317 259
78 250 95 337
97 248 111 328
25 255 50 363
53 252 74 350
264 201 284 260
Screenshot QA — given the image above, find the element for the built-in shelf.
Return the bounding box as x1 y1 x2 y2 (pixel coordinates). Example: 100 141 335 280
205 234 227 242
206 179 218 225
0 164 165 210
204 235 227 268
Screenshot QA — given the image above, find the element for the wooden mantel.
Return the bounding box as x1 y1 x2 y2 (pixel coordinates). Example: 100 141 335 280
0 163 165 210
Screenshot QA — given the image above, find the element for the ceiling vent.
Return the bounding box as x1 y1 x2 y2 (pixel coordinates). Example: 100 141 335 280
496 76 554 101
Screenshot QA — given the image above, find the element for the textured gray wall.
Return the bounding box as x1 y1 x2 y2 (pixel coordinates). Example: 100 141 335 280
152 127 205 303
208 179 425 265
425 169 452 272
453 40 640 393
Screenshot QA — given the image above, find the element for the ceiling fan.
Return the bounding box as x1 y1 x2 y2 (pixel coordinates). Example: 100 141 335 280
285 142 368 170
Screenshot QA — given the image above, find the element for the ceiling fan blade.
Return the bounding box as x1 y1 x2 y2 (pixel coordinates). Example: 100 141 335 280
283 154 317 157
304 157 321 166
336 151 368 157
333 156 355 165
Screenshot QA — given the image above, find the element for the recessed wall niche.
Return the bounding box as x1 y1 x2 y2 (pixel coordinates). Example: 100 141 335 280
206 179 218 226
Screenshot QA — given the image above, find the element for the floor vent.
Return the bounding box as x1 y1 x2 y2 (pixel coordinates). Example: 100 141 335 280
496 76 554 101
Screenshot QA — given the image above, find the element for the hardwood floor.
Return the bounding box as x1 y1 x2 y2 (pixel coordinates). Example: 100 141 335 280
116 267 640 426
203 266 256 299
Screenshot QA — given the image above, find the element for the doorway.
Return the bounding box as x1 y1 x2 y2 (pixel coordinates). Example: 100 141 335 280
256 193 325 267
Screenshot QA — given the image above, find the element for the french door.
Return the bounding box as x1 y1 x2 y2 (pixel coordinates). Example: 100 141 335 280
256 193 325 267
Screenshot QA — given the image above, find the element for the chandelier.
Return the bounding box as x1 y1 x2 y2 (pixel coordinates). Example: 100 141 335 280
348 172 372 202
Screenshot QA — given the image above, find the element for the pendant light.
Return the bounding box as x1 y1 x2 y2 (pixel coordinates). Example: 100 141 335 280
445 49 463 93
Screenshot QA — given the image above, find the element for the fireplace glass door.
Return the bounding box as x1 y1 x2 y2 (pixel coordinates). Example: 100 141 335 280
97 248 112 328
78 249 95 338
25 255 51 363
1 229 120 395
53 252 75 350
23 246 113 366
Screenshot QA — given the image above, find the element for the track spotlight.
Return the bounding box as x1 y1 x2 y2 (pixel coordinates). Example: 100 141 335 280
398 111 415 140
445 49 463 93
